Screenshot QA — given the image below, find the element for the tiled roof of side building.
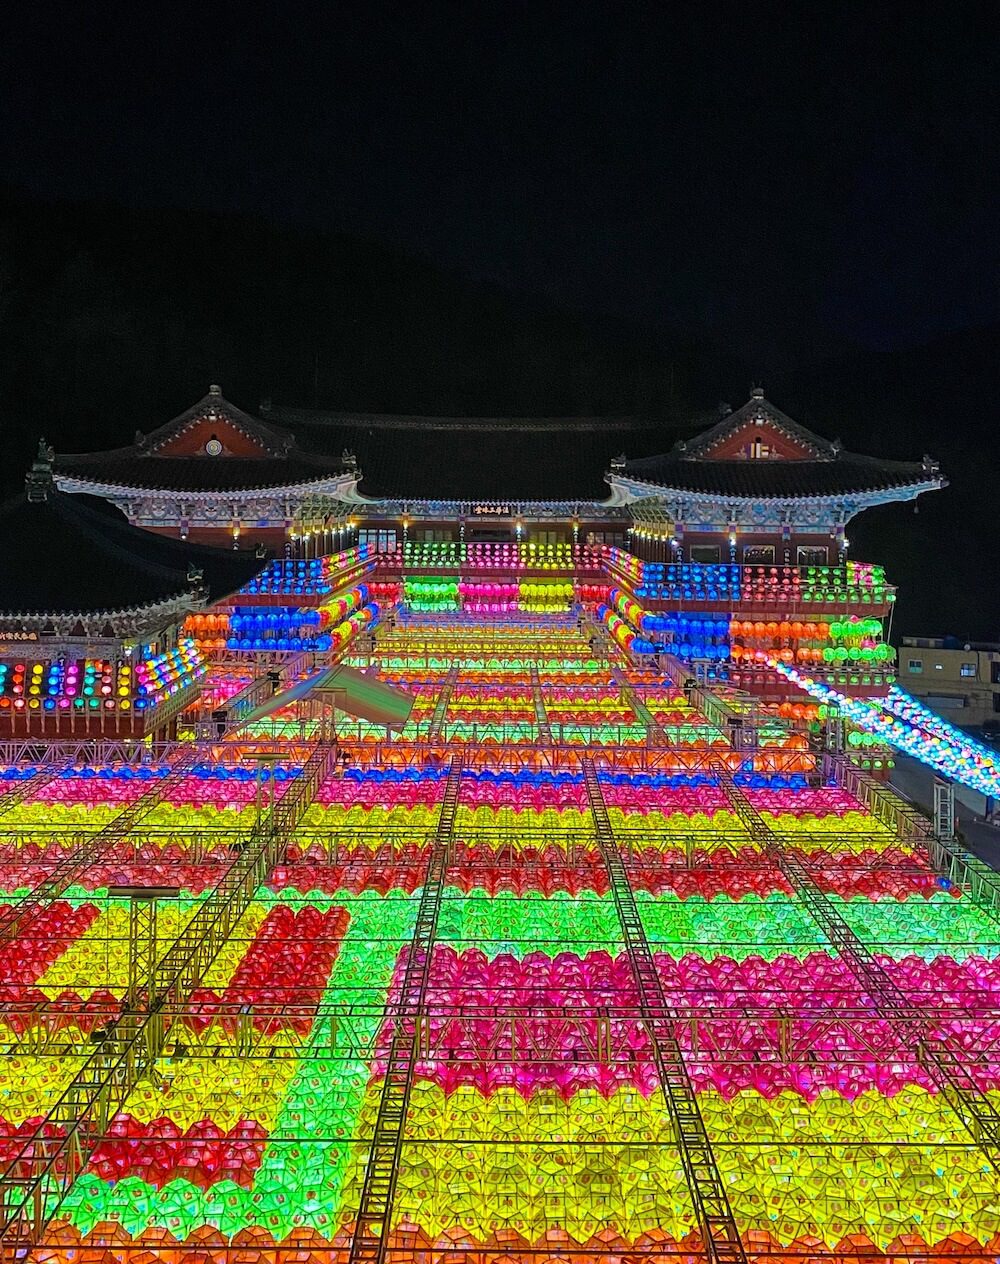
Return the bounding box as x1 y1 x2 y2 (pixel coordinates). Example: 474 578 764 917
616 393 945 499
618 448 939 497
54 452 352 493
0 486 265 618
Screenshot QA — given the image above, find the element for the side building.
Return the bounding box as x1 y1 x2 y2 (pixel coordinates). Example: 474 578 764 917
899 636 1000 731
0 445 263 739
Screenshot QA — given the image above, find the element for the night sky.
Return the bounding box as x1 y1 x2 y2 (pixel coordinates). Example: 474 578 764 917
4 2 997 362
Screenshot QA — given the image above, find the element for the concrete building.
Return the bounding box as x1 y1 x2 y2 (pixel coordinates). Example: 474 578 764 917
900 636 1000 728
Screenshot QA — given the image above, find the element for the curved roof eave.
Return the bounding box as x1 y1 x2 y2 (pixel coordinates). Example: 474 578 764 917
53 472 361 499
607 472 948 503
0 591 195 624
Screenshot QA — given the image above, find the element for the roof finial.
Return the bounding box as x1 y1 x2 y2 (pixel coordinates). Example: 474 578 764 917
26 439 55 503
208 383 222 397
750 384 765 400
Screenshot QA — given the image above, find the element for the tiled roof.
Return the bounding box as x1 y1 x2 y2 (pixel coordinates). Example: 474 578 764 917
138 386 295 456
55 452 350 493
619 450 939 498
0 490 264 618
615 392 945 500
263 405 687 500
679 393 839 459
53 388 350 494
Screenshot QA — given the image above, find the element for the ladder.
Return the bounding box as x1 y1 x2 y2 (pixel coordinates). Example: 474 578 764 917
0 747 202 951
581 757 747 1264
348 754 463 1264
0 741 336 1257
426 665 459 744
214 651 315 733
610 667 662 743
714 763 1000 1159
528 665 552 744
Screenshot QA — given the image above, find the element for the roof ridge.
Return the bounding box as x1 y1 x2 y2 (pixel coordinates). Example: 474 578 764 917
262 403 701 433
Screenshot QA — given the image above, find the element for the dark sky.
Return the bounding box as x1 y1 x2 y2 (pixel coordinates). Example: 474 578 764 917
3 1 997 359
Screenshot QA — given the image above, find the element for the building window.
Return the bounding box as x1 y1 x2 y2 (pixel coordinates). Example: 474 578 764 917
908 659 923 673
992 662 1000 685
690 545 721 564
359 529 398 553
743 545 775 564
797 546 828 565
960 662 976 678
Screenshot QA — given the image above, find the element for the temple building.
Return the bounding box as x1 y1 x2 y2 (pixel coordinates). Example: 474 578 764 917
7 376 1000 1264
53 385 945 563
608 389 945 565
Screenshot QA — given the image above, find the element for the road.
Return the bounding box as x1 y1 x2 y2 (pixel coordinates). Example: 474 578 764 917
891 753 1000 871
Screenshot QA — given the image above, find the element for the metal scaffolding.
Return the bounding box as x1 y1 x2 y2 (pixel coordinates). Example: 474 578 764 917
0 741 336 1255
0 767 66 816
425 665 460 744
714 763 1000 1162
4 598 999 1263
0 747 201 952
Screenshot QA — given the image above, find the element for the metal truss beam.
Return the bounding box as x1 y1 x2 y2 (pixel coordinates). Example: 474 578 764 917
9 996 1000 1067
0 741 336 1256
581 757 746 1264
349 754 463 1264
